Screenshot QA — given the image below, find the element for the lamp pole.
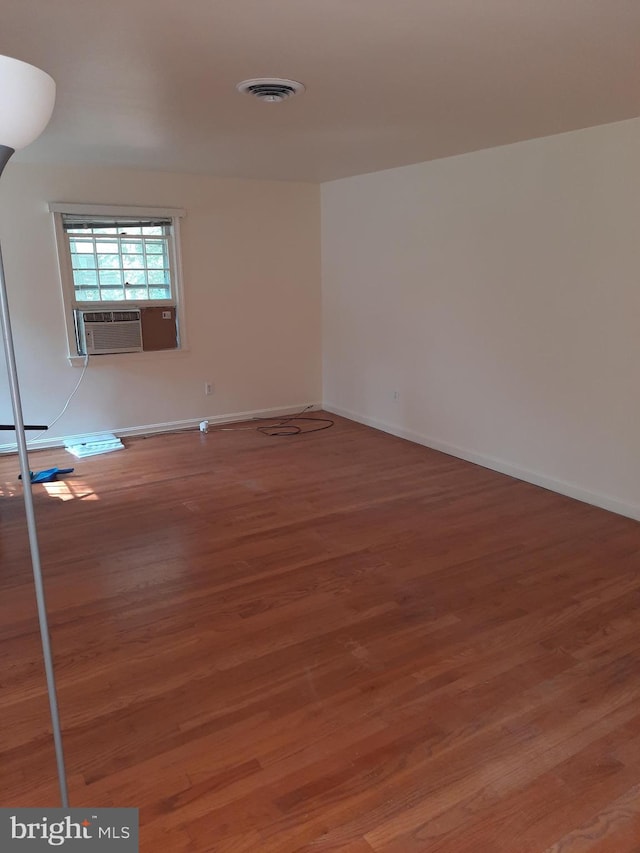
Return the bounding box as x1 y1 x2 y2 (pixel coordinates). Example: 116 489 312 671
0 57 68 806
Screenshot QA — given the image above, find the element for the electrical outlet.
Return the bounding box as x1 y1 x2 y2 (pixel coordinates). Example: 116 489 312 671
204 382 213 395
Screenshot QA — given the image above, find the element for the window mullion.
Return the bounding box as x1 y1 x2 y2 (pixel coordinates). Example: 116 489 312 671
92 232 99 301
142 235 150 300
94 232 105 302
117 232 124 299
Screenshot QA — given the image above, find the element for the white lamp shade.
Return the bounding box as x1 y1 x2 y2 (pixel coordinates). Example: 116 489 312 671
0 55 55 150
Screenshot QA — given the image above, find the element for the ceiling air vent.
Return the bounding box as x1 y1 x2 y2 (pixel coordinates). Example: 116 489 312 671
236 78 305 103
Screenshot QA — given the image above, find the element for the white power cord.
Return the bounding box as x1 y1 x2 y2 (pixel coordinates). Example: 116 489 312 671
27 354 90 445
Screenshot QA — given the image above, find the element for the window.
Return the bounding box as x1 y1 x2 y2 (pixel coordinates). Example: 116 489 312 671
50 203 186 360
65 215 173 303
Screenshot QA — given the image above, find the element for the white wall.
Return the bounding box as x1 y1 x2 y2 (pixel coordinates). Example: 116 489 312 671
322 118 640 520
0 163 321 446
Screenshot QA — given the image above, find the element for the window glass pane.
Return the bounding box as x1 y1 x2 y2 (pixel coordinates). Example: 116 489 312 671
72 255 96 270
142 225 164 235
73 270 98 287
121 241 142 254
119 226 141 235
70 239 94 254
99 269 123 286
123 254 144 269
92 227 117 234
124 287 148 300
145 241 165 254
100 288 125 301
148 269 169 285
94 241 119 253
97 254 120 269
146 254 164 269
149 287 171 299
76 288 100 301
123 270 147 285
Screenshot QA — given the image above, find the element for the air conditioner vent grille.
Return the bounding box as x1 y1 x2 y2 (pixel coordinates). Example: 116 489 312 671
113 311 140 322
82 311 113 323
75 309 143 355
90 322 142 352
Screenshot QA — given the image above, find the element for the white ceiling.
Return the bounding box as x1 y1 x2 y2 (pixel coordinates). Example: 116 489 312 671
3 0 640 182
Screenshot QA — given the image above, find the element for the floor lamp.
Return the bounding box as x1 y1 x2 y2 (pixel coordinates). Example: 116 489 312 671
0 55 69 806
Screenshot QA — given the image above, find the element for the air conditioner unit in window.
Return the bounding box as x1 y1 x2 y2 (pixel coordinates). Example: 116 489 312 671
75 309 143 355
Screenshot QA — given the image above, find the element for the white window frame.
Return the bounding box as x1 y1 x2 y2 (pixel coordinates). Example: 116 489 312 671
50 203 187 363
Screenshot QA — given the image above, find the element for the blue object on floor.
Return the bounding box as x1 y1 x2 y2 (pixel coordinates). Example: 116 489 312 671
18 467 74 484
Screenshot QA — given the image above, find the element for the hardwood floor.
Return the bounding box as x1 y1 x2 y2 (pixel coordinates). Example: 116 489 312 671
1 412 640 851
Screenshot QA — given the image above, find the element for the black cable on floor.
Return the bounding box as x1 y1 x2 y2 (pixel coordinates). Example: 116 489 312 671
256 415 334 437
212 406 335 438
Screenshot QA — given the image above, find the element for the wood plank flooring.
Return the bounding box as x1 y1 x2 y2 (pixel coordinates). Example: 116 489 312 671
1 412 640 851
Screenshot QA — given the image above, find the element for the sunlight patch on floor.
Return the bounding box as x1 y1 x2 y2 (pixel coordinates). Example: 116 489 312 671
41 479 99 502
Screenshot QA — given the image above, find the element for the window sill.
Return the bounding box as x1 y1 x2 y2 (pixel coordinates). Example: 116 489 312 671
67 348 190 367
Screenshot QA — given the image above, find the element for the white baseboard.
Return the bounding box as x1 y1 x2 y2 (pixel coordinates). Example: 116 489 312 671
0 402 321 456
325 403 640 522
